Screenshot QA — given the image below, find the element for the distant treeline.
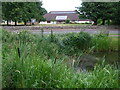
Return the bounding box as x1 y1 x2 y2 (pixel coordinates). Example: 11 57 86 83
77 2 120 25
2 2 47 25
2 2 120 26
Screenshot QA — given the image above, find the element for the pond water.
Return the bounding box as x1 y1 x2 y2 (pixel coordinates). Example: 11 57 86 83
91 52 119 65
64 52 119 72
73 52 119 72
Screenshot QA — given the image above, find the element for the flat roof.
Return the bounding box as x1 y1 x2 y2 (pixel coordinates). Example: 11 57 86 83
50 11 76 14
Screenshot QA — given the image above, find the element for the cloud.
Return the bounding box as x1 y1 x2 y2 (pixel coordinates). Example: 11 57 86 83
41 0 82 12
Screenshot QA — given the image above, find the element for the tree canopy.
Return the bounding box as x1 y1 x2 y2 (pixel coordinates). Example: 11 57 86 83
77 2 120 25
2 2 47 25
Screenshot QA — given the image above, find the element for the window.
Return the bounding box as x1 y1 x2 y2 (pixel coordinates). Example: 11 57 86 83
56 16 67 20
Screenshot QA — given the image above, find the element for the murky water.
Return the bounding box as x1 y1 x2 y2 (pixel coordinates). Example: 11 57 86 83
64 52 119 72
74 52 119 72
91 52 119 65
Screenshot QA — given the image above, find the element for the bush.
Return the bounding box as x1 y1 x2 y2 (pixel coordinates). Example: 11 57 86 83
65 19 70 24
63 32 93 51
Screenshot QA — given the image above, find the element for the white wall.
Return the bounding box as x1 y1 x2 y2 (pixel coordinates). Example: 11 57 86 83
39 21 57 24
75 21 94 24
40 20 94 24
39 21 48 24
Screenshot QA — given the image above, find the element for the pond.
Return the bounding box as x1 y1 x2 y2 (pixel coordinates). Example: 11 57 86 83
72 52 119 72
91 52 119 65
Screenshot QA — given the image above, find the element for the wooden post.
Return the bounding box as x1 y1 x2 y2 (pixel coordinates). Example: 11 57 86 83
51 29 53 39
41 28 44 38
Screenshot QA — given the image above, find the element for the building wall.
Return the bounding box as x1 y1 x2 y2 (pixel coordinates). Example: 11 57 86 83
39 21 57 24
75 21 94 24
40 20 94 24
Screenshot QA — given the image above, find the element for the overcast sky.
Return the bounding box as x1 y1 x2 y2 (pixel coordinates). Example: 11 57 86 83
41 0 82 12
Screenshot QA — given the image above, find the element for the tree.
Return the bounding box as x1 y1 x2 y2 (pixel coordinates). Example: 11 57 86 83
78 2 100 25
2 2 14 25
96 3 115 25
10 2 23 25
2 2 47 25
35 2 47 22
111 2 120 25
77 2 120 25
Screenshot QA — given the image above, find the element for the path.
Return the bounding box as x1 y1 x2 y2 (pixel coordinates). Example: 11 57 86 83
27 29 119 37
2 25 120 36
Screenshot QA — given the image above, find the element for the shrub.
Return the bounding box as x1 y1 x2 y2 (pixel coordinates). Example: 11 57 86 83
65 19 70 24
63 32 93 51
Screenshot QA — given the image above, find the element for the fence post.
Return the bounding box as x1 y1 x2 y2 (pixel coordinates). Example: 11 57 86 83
41 28 44 38
51 29 53 40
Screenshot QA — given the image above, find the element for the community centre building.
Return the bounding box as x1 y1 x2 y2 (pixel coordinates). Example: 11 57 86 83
40 11 94 24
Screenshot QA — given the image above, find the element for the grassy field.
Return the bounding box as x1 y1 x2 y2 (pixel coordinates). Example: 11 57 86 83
109 33 120 35
2 29 119 88
34 23 92 26
2 23 92 26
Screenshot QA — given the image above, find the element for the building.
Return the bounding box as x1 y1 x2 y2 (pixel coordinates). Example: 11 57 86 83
40 11 94 24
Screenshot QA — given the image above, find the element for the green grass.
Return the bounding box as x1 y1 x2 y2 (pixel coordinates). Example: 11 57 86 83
94 36 119 52
2 55 119 88
34 23 92 26
2 29 119 88
109 33 120 35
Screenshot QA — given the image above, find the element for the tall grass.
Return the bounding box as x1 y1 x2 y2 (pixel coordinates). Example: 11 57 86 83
2 55 118 88
2 29 119 88
92 34 119 52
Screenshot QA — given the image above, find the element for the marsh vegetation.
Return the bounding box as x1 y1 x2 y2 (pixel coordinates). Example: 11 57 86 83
2 29 119 88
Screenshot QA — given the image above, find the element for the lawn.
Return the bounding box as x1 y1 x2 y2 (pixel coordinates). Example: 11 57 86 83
34 23 92 26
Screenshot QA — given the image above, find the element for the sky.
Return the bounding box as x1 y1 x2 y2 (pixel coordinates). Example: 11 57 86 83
41 0 82 12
